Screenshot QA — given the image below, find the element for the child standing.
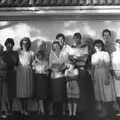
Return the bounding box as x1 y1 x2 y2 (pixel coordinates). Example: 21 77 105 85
65 62 80 117
32 50 48 115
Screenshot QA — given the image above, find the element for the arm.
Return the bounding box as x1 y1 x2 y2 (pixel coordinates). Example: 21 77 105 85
104 52 110 67
91 54 95 83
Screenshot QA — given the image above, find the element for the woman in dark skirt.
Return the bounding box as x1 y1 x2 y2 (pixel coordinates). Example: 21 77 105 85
49 41 67 116
0 44 8 118
32 50 49 114
3 38 19 114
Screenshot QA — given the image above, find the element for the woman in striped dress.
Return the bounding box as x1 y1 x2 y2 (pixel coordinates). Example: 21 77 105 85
16 37 34 115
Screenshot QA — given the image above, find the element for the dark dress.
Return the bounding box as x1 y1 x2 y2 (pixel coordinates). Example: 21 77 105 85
3 51 18 100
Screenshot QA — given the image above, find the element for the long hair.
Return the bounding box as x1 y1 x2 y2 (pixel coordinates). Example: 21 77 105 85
20 37 31 51
93 39 105 52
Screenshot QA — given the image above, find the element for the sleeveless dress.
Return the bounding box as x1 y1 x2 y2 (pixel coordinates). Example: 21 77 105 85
16 50 34 98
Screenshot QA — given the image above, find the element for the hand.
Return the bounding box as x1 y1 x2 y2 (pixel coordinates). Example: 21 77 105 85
110 70 114 76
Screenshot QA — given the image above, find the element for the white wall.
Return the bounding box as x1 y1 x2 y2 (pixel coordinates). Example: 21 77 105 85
0 20 119 51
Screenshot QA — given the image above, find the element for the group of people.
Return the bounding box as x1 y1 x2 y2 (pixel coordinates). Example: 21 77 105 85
0 0 119 7
0 29 120 119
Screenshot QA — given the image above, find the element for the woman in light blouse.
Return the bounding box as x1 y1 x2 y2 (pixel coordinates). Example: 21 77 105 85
49 34 69 116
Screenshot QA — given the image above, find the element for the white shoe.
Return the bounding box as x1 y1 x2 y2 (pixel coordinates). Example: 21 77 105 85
1 114 7 119
116 113 120 116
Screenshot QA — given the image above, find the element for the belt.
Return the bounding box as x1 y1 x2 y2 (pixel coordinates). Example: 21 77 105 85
51 72 64 79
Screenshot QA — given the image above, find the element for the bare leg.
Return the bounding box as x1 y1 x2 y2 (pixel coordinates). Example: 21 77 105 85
1 100 7 113
73 103 77 116
68 102 72 116
62 102 66 116
49 102 53 115
38 100 45 114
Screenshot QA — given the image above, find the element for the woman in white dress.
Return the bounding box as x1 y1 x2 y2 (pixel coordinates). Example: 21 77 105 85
92 39 116 117
16 37 34 115
111 39 120 115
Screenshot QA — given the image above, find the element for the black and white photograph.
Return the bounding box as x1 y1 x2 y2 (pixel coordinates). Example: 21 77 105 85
0 0 119 120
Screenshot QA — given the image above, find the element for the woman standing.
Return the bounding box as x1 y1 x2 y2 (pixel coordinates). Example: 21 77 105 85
111 39 120 115
32 50 49 115
91 39 116 117
0 44 8 118
16 37 34 115
3 38 19 114
49 40 68 116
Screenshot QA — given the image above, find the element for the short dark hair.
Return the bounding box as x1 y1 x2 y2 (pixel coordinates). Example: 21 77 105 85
56 33 65 40
93 39 105 51
73 32 81 40
20 37 31 50
5 38 15 47
102 29 111 36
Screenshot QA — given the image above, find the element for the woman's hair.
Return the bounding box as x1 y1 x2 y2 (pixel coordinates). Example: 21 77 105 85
56 33 65 41
93 39 105 51
52 41 62 50
20 37 31 50
0 44 3 52
73 32 82 40
5 38 15 47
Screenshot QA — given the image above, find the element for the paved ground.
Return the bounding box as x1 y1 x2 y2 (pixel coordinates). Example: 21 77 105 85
1 111 119 120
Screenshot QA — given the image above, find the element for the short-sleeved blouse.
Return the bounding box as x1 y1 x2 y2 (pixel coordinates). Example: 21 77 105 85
49 45 70 67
